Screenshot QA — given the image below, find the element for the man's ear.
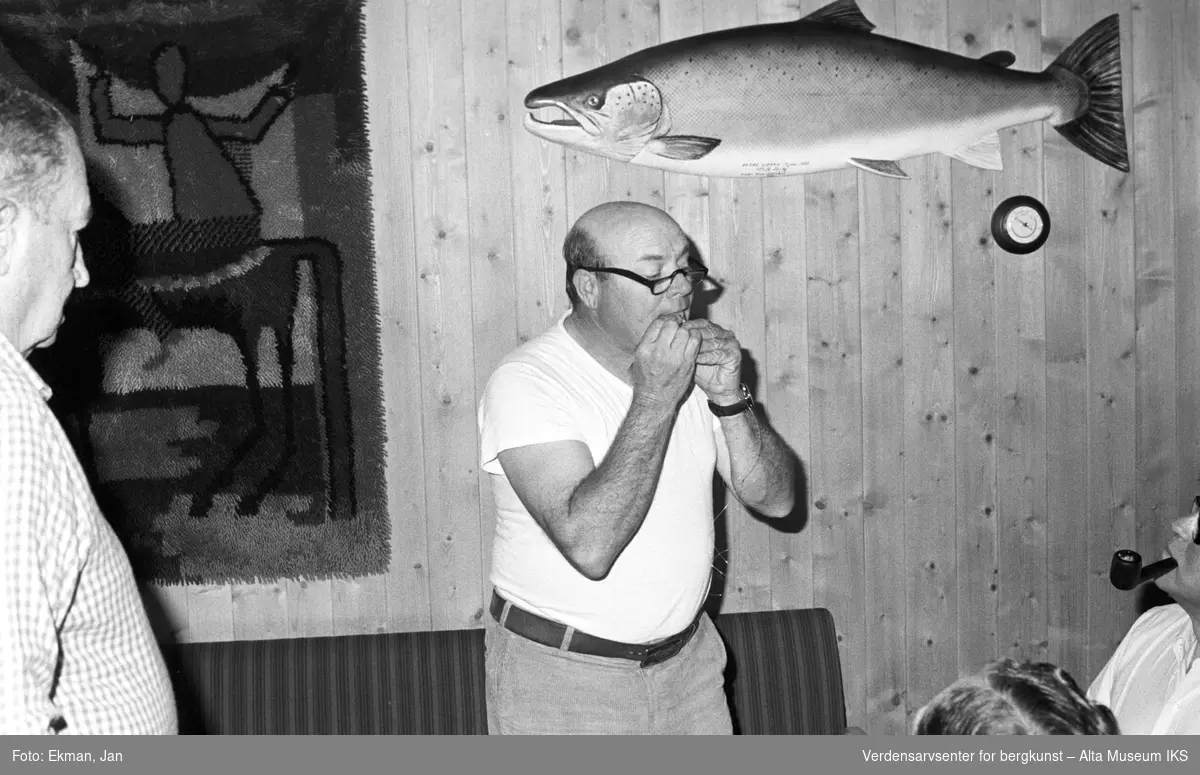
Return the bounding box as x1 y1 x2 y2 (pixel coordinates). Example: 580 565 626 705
0 198 20 276
573 269 600 309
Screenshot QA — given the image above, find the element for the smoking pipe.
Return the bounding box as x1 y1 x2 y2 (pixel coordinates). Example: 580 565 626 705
1109 550 1178 591
1110 496 1200 590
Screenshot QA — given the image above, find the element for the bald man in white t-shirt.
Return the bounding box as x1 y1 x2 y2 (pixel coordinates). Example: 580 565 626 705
478 202 797 735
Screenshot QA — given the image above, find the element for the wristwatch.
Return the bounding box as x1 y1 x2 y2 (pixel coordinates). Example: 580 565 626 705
708 383 754 417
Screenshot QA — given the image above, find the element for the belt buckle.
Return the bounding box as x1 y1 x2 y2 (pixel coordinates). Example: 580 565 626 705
639 619 697 668
639 636 683 668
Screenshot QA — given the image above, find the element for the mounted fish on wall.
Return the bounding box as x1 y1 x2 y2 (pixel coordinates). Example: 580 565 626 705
522 0 1129 179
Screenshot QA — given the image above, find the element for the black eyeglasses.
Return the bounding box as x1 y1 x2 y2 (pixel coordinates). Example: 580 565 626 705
579 264 709 295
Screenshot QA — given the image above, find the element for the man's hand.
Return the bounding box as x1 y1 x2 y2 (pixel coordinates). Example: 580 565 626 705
631 316 702 408
686 319 743 402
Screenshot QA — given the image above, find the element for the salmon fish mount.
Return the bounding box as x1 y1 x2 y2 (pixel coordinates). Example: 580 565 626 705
523 0 1129 179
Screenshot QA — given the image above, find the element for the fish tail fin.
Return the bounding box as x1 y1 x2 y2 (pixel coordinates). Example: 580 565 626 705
1047 14 1129 173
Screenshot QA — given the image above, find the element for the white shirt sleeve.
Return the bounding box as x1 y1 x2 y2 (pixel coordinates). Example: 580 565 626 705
479 361 588 475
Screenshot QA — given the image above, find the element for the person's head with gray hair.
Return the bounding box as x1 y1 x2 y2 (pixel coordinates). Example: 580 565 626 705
0 80 74 216
0 78 91 357
913 659 1120 735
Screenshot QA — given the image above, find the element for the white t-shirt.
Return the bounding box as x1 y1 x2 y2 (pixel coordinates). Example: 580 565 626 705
478 315 728 643
1087 603 1200 734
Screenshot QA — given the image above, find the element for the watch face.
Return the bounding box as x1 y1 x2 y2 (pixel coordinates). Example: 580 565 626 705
1004 205 1043 244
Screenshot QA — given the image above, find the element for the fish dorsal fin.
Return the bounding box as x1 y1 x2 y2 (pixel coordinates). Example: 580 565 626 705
979 50 1017 68
946 132 1004 170
800 0 876 32
849 158 908 179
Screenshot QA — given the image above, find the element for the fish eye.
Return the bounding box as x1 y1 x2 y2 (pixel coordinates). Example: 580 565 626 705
584 94 604 109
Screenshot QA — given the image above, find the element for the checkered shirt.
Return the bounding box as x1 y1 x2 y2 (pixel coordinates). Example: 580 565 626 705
1 334 177 734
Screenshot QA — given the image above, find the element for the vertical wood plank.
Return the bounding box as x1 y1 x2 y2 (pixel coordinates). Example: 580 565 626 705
368 0 432 633
1082 0 1136 682
759 0 812 617
1132 0 1178 565
806 168 867 730
408 0 485 631
507 0 570 343
701 0 770 615
991 0 1049 666
856 0 909 735
1042 0 1092 688
462 0 519 626
948 0 999 678
285 577 333 637
232 582 290 640
1177 0 1200 515
188 584 234 642
898 0 959 723
560 0 613 219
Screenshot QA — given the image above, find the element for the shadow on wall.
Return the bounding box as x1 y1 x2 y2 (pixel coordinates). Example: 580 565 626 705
137 584 210 734
706 347 810 618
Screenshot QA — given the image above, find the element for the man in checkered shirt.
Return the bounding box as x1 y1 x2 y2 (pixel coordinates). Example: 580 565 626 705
0 79 176 734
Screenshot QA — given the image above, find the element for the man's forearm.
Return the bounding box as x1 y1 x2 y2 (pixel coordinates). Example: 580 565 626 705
719 408 795 517
562 396 679 580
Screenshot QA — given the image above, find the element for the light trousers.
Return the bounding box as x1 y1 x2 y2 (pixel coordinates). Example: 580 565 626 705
484 610 733 735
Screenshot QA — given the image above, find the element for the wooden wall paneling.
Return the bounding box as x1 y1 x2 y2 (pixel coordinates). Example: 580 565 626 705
507 0 570 344
700 0 771 615
283 577 333 637
761 174 812 613
407 0 484 631
805 167 867 730
188 583 234 642
857 173 909 733
1083 0 1136 681
948 0 999 678
898 0 959 723
560 0 613 219
232 579 289 641
326 0 411 638
1178 0 1200 512
856 0 909 736
990 0 1048 665
757 0 812 617
1041 0 1093 688
604 0 665 208
1132 0 1178 582
462 0 519 623
368 0 432 634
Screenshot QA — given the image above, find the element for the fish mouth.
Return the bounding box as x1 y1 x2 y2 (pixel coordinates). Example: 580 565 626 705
523 97 600 138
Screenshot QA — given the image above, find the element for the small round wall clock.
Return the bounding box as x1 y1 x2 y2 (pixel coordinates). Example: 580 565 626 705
991 195 1050 254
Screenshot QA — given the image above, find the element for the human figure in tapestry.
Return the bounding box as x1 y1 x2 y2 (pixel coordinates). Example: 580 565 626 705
0 0 388 587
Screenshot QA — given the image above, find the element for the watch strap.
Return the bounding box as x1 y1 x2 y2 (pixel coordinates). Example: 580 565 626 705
708 384 753 417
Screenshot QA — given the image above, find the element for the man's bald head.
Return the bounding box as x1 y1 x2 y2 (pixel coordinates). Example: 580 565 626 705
562 202 683 305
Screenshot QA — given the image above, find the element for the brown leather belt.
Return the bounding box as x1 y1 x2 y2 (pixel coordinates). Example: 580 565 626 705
489 591 702 668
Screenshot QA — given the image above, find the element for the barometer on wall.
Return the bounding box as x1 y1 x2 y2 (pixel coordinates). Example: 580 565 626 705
991 195 1050 254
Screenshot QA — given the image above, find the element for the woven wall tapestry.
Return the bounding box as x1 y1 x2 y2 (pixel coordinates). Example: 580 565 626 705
0 0 389 585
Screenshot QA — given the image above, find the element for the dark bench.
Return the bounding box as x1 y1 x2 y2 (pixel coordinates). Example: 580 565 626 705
163 607 847 735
